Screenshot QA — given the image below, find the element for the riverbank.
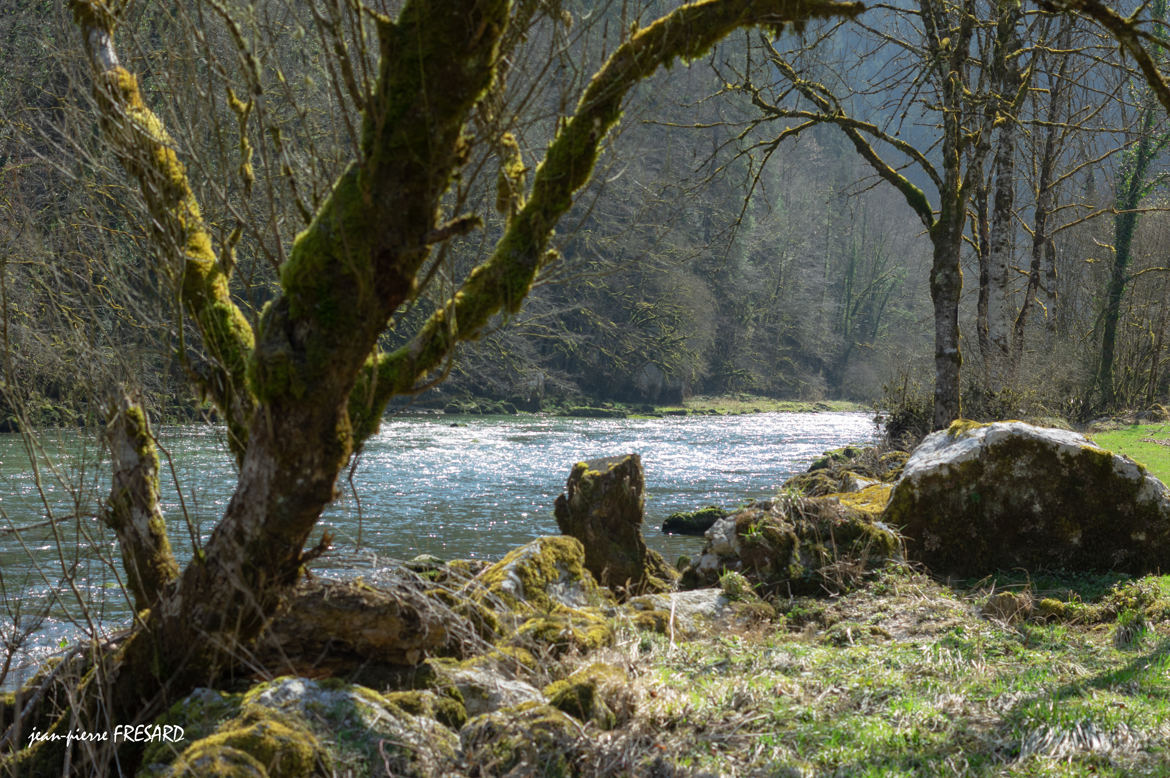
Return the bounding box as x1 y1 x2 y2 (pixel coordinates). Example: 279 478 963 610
7 424 1170 775
405 394 869 419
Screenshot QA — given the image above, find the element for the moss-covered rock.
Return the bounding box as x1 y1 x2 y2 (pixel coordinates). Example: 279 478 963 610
259 577 462 670
884 421 1170 576
808 444 867 471
509 608 614 656
384 689 468 730
242 677 458 776
786 445 907 496
553 454 677 594
162 743 268 777
624 589 735 637
661 505 728 535
828 483 893 518
470 535 614 614
459 701 580 776
680 493 902 595
139 699 321 778
425 655 544 717
542 662 630 729
139 688 244 772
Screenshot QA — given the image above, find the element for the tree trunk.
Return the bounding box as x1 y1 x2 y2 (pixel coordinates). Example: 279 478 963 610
930 208 965 429
986 117 1017 385
1015 20 1072 360
974 181 992 362
1099 118 1157 408
103 394 179 612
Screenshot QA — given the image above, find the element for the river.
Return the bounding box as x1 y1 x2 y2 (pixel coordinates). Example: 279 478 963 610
0 410 874 687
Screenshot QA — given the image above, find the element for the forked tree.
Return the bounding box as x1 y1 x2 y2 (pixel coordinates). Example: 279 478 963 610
2 0 861 774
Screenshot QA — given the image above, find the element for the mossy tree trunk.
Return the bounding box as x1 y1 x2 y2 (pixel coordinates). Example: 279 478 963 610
103 393 179 613
5 0 862 774
1097 109 1161 408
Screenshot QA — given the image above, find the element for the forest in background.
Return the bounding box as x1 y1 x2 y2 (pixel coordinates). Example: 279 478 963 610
2 0 1170 428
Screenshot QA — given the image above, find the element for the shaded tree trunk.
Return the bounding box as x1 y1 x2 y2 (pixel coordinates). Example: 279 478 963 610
1099 112 1159 408
1015 21 1072 361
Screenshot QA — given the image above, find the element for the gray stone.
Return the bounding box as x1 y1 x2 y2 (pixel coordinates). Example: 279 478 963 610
884 421 1170 575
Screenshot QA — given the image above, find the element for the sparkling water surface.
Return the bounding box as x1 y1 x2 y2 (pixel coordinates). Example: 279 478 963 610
0 411 874 687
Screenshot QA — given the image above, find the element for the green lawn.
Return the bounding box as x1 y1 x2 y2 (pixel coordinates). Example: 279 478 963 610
596 566 1170 777
1089 423 1170 484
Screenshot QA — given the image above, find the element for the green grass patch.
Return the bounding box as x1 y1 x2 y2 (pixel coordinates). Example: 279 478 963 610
657 395 866 416
605 567 1170 776
1089 423 1170 484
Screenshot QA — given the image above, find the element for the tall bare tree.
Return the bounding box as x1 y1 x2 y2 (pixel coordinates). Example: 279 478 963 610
747 0 1022 428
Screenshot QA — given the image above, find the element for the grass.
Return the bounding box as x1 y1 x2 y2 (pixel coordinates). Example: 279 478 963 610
657 395 867 415
1089 422 1170 484
572 565 1170 777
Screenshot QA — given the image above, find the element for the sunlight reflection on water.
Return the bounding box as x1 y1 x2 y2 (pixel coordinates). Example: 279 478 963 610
0 411 874 687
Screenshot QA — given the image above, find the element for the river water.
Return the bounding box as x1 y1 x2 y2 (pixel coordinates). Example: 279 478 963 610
0 410 874 687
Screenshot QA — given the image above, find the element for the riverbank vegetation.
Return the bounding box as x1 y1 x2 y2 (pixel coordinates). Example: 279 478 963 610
600 566 1170 776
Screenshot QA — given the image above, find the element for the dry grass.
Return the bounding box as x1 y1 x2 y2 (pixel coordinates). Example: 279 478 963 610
557 566 1170 777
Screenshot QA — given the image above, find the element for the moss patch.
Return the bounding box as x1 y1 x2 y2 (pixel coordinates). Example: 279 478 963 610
509 608 614 656
471 535 612 614
460 701 579 776
543 662 629 729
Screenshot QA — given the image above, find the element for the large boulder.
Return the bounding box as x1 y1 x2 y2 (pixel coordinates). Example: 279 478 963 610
554 454 677 593
883 420 1170 576
258 576 470 670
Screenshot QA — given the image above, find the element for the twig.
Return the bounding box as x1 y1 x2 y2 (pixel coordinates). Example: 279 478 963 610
0 513 97 535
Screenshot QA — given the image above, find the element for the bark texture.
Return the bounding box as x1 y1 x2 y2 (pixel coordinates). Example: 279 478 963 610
103 395 179 612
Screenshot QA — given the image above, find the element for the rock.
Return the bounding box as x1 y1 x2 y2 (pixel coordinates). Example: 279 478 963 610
453 536 622 657
785 445 907 497
543 662 631 729
661 505 728 535
883 420 1170 576
426 656 544 717
680 493 902 594
508 610 614 656
471 535 613 613
406 553 445 572
141 678 458 778
258 577 471 670
831 483 894 518
624 589 736 636
384 689 468 729
808 444 867 471
554 454 678 593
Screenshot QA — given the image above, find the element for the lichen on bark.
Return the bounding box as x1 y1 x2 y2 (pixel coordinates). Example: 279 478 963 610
104 394 179 611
